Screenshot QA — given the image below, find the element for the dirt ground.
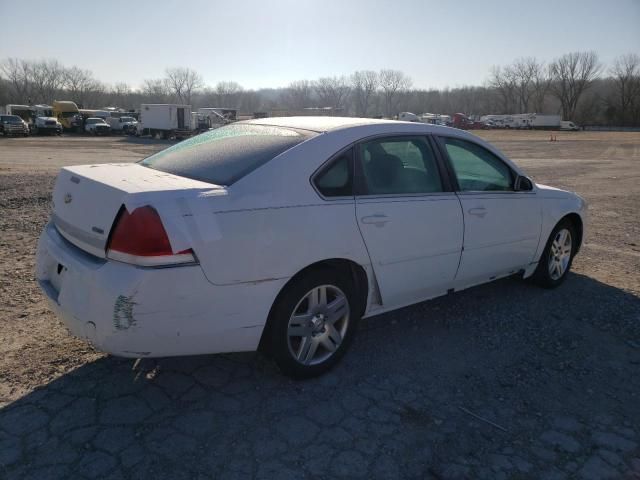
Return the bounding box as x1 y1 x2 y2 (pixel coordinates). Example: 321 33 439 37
0 131 639 479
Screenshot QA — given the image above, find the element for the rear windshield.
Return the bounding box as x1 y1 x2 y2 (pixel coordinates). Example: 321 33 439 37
140 124 314 186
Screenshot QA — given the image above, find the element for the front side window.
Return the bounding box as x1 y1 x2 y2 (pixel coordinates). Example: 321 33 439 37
441 137 513 192
358 137 443 195
314 148 353 197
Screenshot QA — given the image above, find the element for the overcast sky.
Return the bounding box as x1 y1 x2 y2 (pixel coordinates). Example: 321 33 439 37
1 0 638 90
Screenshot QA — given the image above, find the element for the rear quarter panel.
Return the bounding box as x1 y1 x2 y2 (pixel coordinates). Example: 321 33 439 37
191 201 371 286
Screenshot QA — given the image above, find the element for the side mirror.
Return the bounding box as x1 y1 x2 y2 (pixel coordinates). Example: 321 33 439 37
515 175 534 191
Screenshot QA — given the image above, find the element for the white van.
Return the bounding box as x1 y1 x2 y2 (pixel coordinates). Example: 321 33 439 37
560 121 579 131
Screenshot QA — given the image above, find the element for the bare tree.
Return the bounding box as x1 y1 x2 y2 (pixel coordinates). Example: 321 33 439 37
238 89 262 113
531 62 553 113
550 51 602 120
1 58 32 103
511 58 541 112
214 81 243 107
379 69 412 117
109 82 132 107
164 67 203 105
351 70 379 116
141 79 170 103
314 76 351 110
64 66 101 106
0 76 10 106
609 53 640 125
488 65 518 113
30 60 65 104
282 80 313 111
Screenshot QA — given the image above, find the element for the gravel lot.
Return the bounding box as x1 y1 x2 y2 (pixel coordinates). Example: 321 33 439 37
1 131 639 479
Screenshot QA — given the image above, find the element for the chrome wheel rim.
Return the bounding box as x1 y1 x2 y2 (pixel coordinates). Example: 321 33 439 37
548 228 572 280
287 285 350 365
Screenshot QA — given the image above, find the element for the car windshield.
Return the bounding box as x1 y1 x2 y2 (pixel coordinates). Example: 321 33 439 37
120 117 135 122
141 123 315 186
87 118 104 124
61 112 78 118
2 116 23 123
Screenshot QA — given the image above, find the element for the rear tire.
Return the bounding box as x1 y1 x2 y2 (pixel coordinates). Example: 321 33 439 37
532 219 576 288
267 269 359 379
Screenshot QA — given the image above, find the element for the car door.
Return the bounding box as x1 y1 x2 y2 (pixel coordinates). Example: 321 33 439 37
355 135 464 309
436 136 542 289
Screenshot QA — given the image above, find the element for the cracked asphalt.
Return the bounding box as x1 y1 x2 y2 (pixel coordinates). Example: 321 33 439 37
1 132 639 479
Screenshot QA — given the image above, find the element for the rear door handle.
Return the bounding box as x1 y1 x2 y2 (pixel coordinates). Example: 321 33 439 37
360 214 389 227
468 207 487 218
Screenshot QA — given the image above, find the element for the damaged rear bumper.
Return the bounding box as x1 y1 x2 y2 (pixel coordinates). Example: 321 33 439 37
36 222 285 358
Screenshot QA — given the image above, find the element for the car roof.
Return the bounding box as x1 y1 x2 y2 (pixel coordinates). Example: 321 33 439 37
239 116 443 133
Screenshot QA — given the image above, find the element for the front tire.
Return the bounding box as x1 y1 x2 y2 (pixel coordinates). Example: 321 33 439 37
267 269 359 379
532 219 576 288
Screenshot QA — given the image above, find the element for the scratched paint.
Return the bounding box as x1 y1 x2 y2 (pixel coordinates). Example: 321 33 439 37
113 294 137 330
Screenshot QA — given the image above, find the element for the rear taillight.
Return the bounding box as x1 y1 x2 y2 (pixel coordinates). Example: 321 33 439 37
106 206 196 267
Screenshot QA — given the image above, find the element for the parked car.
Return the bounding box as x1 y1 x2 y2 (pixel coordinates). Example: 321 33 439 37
34 117 63 135
36 117 586 378
0 115 30 136
84 117 111 135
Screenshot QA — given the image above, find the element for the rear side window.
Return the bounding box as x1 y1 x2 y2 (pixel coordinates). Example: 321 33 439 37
358 136 443 195
141 124 314 186
314 148 353 197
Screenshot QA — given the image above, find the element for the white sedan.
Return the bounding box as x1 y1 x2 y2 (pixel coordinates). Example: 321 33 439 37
36 117 587 377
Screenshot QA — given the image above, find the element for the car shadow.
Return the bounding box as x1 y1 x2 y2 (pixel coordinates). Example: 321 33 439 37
1 272 639 478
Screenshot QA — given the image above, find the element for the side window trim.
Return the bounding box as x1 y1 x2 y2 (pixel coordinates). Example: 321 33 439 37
435 135 517 193
426 134 456 192
310 146 355 200
354 134 450 198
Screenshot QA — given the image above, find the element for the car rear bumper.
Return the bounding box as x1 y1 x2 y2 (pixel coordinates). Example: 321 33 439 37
36 222 283 358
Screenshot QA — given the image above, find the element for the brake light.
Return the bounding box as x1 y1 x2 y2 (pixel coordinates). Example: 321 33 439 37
106 206 195 267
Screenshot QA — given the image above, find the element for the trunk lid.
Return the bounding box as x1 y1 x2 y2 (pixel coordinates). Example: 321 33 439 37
52 163 223 258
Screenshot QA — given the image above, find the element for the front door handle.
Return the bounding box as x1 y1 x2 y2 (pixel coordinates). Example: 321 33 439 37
468 207 487 218
360 214 389 227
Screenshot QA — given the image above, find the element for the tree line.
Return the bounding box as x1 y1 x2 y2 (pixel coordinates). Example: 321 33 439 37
1 51 639 126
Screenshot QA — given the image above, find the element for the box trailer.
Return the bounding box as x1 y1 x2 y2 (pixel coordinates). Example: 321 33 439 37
137 104 193 139
529 114 561 130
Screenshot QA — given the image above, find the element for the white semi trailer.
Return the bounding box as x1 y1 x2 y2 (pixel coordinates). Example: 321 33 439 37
137 104 193 139
529 114 561 130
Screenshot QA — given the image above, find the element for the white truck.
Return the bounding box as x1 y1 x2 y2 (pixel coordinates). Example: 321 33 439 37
108 115 138 134
137 104 193 139
529 114 561 130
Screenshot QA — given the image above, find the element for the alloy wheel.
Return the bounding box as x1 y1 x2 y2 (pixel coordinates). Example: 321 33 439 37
548 228 572 280
287 285 350 365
